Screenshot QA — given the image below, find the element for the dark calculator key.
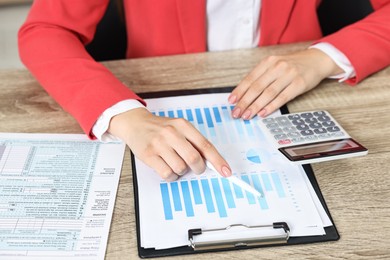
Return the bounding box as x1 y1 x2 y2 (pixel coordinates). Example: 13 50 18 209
322 121 335 127
300 112 313 118
288 114 301 120
327 126 341 132
296 124 309 131
292 119 305 125
317 115 331 121
314 128 327 134
309 122 322 128
305 117 318 124
313 111 326 117
301 129 314 136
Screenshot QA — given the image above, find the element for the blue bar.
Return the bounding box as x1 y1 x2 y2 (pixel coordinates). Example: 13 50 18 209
151 112 156 115
201 179 215 213
221 106 236 143
271 173 286 198
186 109 194 122
168 110 175 118
221 178 236 208
160 183 173 220
180 181 195 217
211 178 228 218
251 175 269 209
241 175 256 204
190 180 203 205
177 109 184 118
158 111 165 117
233 182 244 199
245 121 255 137
261 174 273 191
212 107 222 123
195 108 204 124
203 108 214 128
170 182 183 211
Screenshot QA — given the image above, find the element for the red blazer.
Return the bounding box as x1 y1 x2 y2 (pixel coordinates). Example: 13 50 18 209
18 0 390 137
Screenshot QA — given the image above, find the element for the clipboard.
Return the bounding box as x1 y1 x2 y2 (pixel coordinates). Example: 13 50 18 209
132 86 340 258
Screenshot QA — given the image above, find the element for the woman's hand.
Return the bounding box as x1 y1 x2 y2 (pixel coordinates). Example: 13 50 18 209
108 108 232 181
228 48 343 119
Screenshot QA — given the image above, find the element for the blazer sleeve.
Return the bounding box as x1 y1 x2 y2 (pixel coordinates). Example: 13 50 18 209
18 0 144 138
318 1 390 85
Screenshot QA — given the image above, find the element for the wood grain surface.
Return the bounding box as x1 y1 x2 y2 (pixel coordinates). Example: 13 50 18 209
1 42 389 259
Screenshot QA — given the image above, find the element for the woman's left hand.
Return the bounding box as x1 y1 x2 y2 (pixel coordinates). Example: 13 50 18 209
228 48 343 119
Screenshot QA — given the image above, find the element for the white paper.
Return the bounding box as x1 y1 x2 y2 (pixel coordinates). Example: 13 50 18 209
135 93 332 250
0 133 125 260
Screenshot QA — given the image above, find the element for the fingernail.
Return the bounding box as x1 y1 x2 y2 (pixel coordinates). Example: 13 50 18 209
242 110 251 120
232 107 241 118
228 95 237 104
222 166 232 177
258 109 267 118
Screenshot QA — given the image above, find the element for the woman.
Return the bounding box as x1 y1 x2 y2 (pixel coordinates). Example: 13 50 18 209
18 0 390 181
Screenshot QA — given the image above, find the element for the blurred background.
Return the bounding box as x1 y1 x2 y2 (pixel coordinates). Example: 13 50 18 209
0 0 31 69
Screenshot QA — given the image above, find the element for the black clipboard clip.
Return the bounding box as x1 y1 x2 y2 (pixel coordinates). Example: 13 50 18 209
188 222 290 251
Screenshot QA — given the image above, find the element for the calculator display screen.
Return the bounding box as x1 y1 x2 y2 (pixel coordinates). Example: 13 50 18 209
279 138 367 161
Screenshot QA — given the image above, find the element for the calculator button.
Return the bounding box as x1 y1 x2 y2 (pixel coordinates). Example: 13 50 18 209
266 123 279 129
300 130 314 136
313 111 326 117
274 134 288 140
314 128 327 134
322 121 335 127
292 137 305 143
333 131 345 137
296 124 309 131
287 132 301 138
317 115 331 121
300 112 313 118
292 119 305 125
288 114 301 120
327 126 341 132
262 118 275 124
282 126 297 133
304 135 318 141
270 128 283 135
305 117 318 124
317 134 330 140
278 139 292 145
309 122 322 129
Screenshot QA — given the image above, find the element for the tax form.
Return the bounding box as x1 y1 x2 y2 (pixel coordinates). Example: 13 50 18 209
0 133 125 260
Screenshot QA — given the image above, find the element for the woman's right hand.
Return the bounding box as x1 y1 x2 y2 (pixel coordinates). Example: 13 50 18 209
108 108 232 181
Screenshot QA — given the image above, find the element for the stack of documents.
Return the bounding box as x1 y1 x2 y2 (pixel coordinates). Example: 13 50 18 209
0 133 125 260
134 93 333 250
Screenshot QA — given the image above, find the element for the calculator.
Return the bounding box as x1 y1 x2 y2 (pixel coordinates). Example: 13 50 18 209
257 110 368 164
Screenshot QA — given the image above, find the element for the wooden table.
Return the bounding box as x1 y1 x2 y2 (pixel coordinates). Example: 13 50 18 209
1 42 389 259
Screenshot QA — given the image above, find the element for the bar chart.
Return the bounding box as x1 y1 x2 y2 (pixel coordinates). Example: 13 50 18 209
159 171 291 220
152 105 266 145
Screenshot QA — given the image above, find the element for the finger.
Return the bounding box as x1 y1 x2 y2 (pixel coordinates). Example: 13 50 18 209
182 123 232 177
259 80 304 117
143 155 179 182
232 68 279 119
241 69 296 119
164 119 206 174
229 56 279 105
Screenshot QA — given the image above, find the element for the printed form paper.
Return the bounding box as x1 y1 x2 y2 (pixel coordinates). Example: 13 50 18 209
134 93 332 250
0 133 125 260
